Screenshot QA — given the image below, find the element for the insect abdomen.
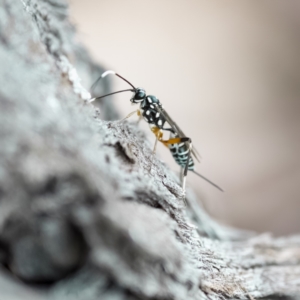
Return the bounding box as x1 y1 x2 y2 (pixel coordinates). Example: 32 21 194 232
169 142 194 170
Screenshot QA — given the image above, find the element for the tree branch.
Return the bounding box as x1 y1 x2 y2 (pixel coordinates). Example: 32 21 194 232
0 1 299 299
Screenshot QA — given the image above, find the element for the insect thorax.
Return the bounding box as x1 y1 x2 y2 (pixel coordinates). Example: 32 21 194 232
139 95 166 128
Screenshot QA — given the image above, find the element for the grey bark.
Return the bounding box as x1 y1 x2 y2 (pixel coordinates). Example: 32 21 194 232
0 1 299 299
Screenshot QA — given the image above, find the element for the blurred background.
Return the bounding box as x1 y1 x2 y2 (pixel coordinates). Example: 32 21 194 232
69 0 300 235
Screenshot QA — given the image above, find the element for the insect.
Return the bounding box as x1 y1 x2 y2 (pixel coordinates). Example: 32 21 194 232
90 70 223 195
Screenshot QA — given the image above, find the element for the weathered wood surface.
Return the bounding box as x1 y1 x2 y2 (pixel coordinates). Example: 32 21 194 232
0 1 300 299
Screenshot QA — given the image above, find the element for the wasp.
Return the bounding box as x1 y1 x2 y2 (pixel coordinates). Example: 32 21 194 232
90 71 223 195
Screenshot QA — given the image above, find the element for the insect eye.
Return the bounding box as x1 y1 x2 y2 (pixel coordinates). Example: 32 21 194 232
134 88 146 100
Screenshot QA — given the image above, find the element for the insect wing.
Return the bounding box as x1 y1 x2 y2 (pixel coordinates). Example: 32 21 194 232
155 106 178 132
156 106 201 162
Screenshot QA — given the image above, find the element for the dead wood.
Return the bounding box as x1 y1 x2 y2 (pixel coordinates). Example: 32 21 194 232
0 1 299 299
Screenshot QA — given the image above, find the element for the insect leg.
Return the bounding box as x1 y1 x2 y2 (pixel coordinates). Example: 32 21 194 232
136 113 143 126
160 137 190 147
121 109 141 121
153 136 158 154
179 167 184 186
150 127 164 153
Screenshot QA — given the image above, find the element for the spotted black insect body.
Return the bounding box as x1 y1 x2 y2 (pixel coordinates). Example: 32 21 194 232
91 72 167 130
139 95 167 128
90 70 223 196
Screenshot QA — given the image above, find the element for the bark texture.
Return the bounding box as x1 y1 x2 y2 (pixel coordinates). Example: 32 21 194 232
0 1 300 299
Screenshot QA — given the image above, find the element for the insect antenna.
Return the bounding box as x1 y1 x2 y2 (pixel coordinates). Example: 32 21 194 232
91 70 136 95
89 89 134 103
192 170 224 192
114 72 136 89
